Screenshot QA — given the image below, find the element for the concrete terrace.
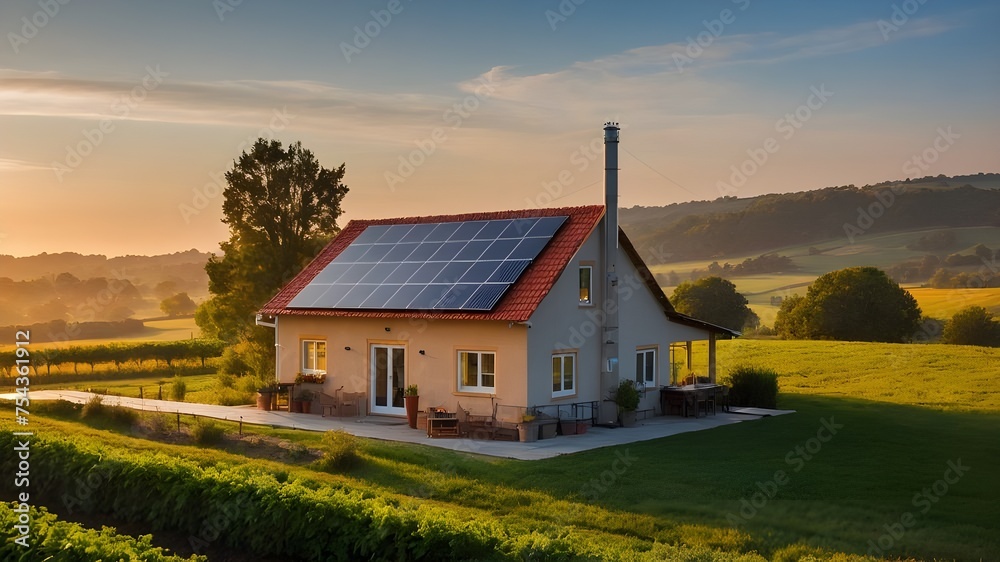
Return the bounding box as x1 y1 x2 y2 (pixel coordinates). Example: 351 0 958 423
10 390 794 461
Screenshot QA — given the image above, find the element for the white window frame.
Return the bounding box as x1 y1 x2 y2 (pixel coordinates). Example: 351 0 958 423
579 265 593 306
458 351 496 394
552 352 576 398
301 340 327 374
636 348 656 386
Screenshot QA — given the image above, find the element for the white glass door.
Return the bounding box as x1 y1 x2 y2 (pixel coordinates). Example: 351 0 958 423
370 344 406 415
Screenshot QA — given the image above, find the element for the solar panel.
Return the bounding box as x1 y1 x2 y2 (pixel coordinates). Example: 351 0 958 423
287 215 568 311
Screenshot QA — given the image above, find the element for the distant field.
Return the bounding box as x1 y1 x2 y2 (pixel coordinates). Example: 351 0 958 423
907 287 1000 318
0 317 201 351
650 226 1000 326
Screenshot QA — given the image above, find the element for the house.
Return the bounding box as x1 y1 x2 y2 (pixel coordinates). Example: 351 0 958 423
258 124 738 424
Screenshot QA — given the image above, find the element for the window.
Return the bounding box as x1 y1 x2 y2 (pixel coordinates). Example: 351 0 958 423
301 340 327 374
636 348 656 385
579 266 593 305
552 353 576 397
458 351 495 393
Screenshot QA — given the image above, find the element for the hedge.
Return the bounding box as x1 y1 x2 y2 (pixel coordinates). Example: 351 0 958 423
0 432 562 561
0 501 205 561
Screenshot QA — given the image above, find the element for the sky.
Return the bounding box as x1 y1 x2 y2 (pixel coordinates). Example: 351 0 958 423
1 0 998 257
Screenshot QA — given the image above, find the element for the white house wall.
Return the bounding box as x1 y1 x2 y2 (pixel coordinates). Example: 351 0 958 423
527 220 714 413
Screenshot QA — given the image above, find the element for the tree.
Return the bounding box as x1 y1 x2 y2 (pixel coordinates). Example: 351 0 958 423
160 292 196 317
941 306 1000 347
774 267 922 342
197 139 349 375
671 276 757 331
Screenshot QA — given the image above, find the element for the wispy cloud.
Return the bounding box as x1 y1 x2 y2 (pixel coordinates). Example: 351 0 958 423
0 157 51 172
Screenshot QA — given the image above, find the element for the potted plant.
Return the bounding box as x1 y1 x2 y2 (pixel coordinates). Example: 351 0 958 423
612 379 642 427
518 411 538 443
403 384 419 429
256 386 276 411
297 389 316 414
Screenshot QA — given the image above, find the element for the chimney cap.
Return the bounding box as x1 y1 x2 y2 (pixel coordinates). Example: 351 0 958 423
604 122 620 142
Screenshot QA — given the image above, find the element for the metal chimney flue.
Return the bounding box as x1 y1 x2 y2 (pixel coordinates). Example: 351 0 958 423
601 122 621 424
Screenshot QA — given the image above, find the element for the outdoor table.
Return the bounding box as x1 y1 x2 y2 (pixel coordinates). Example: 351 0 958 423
659 384 721 418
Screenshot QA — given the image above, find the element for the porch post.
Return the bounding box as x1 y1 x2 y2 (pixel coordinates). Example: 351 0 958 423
708 332 717 384
685 341 692 370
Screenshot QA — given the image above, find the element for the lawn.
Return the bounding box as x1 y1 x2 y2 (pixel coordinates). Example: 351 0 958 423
5 339 999 560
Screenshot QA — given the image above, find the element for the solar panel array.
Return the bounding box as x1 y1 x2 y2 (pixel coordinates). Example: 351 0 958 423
288 215 568 311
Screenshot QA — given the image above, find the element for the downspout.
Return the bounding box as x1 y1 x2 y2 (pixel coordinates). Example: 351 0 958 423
256 313 278 386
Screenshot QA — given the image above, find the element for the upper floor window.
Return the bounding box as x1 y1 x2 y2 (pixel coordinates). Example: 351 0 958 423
579 266 593 306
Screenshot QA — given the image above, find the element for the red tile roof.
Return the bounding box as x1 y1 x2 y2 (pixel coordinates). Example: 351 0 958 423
260 205 605 322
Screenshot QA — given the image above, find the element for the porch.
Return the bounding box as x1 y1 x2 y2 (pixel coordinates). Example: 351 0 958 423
18 390 792 461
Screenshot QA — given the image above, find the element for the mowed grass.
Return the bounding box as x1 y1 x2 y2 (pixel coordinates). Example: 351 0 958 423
28 372 227 405
705 339 1000 412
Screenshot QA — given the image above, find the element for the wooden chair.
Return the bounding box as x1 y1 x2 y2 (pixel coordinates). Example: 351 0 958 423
338 392 366 417
715 386 730 412
319 390 341 417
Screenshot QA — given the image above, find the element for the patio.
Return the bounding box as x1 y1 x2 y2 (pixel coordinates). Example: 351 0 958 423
13 390 794 461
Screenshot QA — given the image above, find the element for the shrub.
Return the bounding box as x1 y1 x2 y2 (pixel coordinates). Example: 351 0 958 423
218 346 250 377
142 412 172 435
725 366 780 409
169 376 187 401
191 419 225 445
942 306 1000 347
215 387 254 406
314 430 360 471
80 394 139 427
216 372 236 388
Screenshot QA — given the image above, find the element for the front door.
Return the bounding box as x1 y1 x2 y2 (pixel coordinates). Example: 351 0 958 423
370 344 406 415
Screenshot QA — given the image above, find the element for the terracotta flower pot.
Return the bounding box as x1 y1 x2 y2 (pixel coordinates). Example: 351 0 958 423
404 395 420 429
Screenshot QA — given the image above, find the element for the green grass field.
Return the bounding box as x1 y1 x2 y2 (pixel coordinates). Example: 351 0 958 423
5 338 999 560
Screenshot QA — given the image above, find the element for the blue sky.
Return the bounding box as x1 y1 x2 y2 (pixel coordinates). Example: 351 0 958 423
1 0 997 256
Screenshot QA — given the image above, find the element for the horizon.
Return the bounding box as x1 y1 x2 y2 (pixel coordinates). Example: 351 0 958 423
2 170 998 260
2 0 998 257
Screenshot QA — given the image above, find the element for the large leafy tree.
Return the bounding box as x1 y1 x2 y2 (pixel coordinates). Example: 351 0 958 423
197 139 348 375
775 266 921 342
670 276 758 331
941 306 1000 347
